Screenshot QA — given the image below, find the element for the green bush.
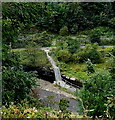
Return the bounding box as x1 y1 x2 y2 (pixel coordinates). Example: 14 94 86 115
108 18 115 29
72 44 102 64
33 31 52 47
59 26 68 36
2 99 88 119
2 100 55 118
109 58 115 80
17 42 50 68
89 30 101 44
2 45 37 105
78 72 114 118
100 36 115 45
86 47 102 64
86 59 95 74
58 98 71 118
2 19 19 46
111 48 115 56
72 51 86 63
3 66 37 105
56 49 71 62
66 36 80 54
70 24 78 34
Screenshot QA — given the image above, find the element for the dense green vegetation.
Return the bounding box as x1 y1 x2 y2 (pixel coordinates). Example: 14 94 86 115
2 2 115 119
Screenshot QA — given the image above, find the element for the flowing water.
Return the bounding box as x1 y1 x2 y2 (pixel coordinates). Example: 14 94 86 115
44 49 62 82
43 48 76 92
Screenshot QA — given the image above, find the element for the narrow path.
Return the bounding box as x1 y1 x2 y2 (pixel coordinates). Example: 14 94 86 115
11 45 115 52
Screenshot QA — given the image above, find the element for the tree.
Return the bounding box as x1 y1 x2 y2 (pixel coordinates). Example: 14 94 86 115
89 30 101 44
66 37 80 54
2 45 37 105
78 72 114 118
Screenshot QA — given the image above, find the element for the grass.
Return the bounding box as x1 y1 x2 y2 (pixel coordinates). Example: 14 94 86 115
13 49 51 68
60 60 110 81
60 62 89 81
58 46 114 81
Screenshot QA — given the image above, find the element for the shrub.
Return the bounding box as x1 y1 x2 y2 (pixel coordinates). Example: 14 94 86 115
66 36 80 54
106 96 115 119
108 18 115 29
2 45 38 105
70 24 78 34
78 72 114 118
2 100 55 118
72 51 86 63
34 31 52 47
56 49 71 62
100 36 115 45
2 52 37 105
2 19 19 46
58 98 71 118
89 30 101 44
19 42 50 68
109 58 115 80
59 26 68 36
3 66 37 105
86 59 95 74
72 44 102 64
111 48 115 56
86 47 102 64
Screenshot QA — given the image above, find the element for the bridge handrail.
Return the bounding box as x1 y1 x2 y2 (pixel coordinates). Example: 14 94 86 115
62 78 81 89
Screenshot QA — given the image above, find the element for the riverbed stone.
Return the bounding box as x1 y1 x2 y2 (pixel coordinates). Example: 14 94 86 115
70 78 76 81
66 76 70 79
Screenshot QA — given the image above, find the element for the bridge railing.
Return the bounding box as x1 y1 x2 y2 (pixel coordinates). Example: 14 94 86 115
62 78 81 89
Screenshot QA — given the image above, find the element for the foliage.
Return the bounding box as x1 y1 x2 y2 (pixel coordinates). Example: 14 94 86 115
2 45 37 105
108 17 115 29
17 46 50 68
14 31 54 48
56 36 80 54
111 48 115 56
2 100 55 118
2 99 89 119
3 2 114 35
58 98 71 118
60 62 89 81
3 66 37 105
70 24 79 34
2 18 20 45
66 36 80 54
105 96 115 119
109 58 115 80
89 30 101 44
56 49 71 62
78 72 114 118
33 31 53 47
86 59 95 74
72 44 102 64
77 26 115 46
59 26 68 36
